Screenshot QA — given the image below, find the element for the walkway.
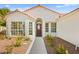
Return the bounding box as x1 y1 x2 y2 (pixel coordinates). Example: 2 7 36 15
29 37 47 54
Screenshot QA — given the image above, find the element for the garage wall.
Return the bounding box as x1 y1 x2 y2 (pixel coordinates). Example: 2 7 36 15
57 10 79 47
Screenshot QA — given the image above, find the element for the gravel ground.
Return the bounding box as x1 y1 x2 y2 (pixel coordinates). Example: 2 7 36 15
0 36 31 54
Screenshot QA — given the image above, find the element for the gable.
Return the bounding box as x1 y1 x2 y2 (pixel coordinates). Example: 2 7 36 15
58 8 79 22
24 5 60 22
5 10 35 21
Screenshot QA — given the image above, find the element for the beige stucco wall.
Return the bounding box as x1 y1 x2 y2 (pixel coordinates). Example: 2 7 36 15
6 11 35 40
57 9 79 47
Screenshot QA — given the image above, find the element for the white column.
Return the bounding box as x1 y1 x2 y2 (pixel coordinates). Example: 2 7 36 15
7 20 11 37
25 20 28 37
49 23 51 35
33 22 35 40
42 21 45 38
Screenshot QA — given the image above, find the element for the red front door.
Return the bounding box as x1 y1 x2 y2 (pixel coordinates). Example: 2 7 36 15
36 23 42 36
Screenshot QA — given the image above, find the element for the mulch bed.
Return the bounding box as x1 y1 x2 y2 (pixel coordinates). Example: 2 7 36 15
44 37 79 54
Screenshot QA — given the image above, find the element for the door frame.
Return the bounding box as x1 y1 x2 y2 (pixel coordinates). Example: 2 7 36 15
36 18 42 37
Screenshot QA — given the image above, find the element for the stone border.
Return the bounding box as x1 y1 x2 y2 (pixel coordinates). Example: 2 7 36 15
26 38 35 54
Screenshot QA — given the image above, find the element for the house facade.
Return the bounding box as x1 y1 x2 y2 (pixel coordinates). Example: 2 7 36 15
5 5 60 40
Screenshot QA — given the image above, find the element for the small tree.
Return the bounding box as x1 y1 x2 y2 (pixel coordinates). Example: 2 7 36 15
0 8 10 26
0 8 10 19
0 19 6 26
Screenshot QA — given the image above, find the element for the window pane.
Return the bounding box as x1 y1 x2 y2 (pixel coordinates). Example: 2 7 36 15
45 23 49 32
29 22 33 35
51 23 56 32
11 21 25 36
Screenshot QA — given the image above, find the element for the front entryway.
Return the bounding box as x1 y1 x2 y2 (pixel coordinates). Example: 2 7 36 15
36 18 42 37
36 23 42 36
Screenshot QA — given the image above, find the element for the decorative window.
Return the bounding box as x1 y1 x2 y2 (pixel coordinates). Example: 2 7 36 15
51 23 56 32
11 21 25 36
45 23 49 32
29 22 33 35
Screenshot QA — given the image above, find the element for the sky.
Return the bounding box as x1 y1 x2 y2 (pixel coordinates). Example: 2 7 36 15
0 4 79 13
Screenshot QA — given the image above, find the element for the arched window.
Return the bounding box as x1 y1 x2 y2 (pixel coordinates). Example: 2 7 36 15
36 18 42 23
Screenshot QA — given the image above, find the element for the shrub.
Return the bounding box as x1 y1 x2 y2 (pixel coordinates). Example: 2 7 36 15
45 34 54 46
8 37 12 40
0 34 5 40
5 45 13 54
55 44 66 54
25 37 30 41
14 37 23 47
5 36 12 40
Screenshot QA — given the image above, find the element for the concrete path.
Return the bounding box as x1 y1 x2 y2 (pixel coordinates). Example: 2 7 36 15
29 37 47 54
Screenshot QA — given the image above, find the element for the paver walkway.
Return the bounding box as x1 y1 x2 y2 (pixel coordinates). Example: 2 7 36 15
29 37 47 54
